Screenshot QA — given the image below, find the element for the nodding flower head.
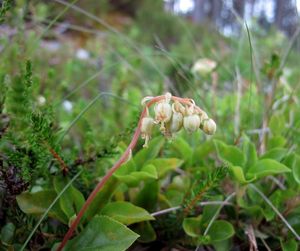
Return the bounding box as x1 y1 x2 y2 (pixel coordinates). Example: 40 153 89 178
140 93 216 147
201 118 217 135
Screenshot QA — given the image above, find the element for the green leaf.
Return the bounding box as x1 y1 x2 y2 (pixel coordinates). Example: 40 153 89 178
268 135 286 149
242 138 257 171
228 166 255 184
287 213 300 235
247 159 291 179
100 201 154 225
200 196 223 225
147 158 183 178
171 137 193 165
269 114 285 135
86 176 120 220
135 181 158 211
214 140 245 166
183 217 202 237
260 147 288 162
164 189 184 207
115 158 136 175
64 215 139 251
0 223 15 245
114 163 157 187
132 221 156 243
292 155 300 184
53 176 85 220
16 190 67 223
134 137 164 167
281 239 298 251
206 220 235 242
262 190 282 221
213 239 232 251
193 140 214 166
169 175 190 192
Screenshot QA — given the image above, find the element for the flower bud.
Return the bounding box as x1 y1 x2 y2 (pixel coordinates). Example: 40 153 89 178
141 117 154 134
154 101 173 134
141 116 154 147
183 114 200 133
191 58 217 76
168 111 183 134
173 101 185 114
202 118 216 135
154 102 172 123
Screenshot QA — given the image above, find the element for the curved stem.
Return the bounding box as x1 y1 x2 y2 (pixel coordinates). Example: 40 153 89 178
57 95 197 250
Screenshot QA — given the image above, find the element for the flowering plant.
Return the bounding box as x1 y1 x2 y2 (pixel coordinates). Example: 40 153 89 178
57 92 217 250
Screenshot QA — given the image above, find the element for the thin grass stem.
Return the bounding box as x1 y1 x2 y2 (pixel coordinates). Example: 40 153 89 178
203 192 236 236
151 201 234 217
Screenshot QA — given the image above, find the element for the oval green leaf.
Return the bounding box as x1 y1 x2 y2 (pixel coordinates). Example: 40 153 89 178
206 220 235 242
134 137 164 167
242 138 257 171
16 190 67 223
64 215 139 251
281 239 298 251
53 176 85 220
247 159 291 179
132 221 157 243
0 223 15 245
228 165 256 184
183 217 202 237
114 164 157 187
100 201 154 225
147 158 184 178
171 137 193 165
260 147 288 162
214 140 245 166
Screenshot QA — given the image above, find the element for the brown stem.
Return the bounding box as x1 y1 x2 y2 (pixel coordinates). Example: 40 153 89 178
46 144 69 175
183 184 210 216
57 95 196 250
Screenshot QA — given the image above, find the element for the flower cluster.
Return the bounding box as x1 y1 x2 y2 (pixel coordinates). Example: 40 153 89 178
140 93 216 147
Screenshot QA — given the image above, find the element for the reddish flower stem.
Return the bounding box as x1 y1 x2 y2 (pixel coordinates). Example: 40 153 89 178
57 95 195 250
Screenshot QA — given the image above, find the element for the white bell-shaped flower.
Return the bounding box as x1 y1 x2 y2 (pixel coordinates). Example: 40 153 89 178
202 118 217 135
154 102 172 123
169 111 183 133
183 114 200 133
141 116 155 147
